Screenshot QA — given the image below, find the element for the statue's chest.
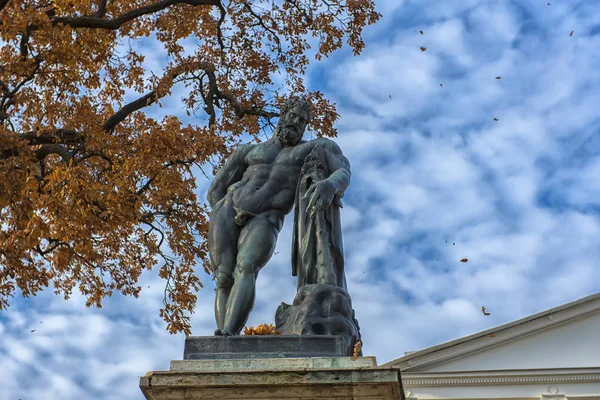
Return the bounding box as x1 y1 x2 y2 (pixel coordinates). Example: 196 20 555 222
246 145 278 165
276 144 314 166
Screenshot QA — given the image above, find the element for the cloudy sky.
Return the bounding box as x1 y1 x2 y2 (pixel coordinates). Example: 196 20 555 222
3 0 600 398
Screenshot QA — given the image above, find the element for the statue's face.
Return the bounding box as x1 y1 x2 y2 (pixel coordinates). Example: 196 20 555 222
277 105 309 146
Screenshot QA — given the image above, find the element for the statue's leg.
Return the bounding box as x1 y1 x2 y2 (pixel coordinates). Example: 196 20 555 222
222 209 284 335
208 194 240 334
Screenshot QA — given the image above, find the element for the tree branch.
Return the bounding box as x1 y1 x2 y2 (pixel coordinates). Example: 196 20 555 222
102 91 157 131
19 129 83 145
51 0 220 30
36 144 72 164
0 0 10 13
96 0 107 18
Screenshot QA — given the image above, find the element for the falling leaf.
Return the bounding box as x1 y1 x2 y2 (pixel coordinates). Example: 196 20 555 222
440 83 443 87
547 2 550 5
452 242 455 246
352 341 362 360
493 117 499 121
489 333 496 338
495 76 501 80
30 329 36 333
481 306 491 316
420 46 427 52
460 258 468 263
569 30 574 37
389 95 391 99
419 30 423 35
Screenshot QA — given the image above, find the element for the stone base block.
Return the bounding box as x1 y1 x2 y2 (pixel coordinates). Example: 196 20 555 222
184 335 351 360
140 356 405 400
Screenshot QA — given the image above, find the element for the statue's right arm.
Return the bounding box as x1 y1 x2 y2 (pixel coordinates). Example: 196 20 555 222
207 144 254 208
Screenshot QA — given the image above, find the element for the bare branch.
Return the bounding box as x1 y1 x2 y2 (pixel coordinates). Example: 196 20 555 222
51 0 220 30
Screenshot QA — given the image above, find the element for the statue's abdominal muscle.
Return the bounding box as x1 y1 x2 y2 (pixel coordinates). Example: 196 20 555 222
231 163 300 214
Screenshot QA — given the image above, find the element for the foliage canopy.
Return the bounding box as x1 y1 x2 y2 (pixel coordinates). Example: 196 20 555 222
0 0 380 334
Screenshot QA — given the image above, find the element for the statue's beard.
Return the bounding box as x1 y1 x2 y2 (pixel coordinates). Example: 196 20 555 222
277 126 301 146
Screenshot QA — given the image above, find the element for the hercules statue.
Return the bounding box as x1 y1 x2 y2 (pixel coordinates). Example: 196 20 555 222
207 97 351 336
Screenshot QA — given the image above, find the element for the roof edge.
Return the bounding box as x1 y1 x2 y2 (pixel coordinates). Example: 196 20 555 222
383 292 600 369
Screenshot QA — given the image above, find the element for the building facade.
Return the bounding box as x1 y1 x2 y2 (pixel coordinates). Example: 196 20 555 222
383 293 600 400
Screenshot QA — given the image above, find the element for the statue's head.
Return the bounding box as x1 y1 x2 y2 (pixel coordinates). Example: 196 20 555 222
276 97 312 147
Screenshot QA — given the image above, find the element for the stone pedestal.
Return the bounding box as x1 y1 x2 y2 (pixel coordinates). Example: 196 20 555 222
141 335 405 399
140 356 405 400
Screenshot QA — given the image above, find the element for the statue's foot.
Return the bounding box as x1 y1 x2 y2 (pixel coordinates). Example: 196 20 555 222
214 328 223 336
221 330 233 336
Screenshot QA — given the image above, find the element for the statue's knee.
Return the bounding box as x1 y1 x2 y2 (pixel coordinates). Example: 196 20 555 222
216 272 233 289
235 261 258 276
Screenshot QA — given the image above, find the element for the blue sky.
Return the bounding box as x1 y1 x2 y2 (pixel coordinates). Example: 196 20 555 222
2 0 600 398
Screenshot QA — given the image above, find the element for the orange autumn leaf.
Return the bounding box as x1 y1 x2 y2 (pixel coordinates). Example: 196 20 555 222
243 323 280 335
0 0 381 335
460 258 468 263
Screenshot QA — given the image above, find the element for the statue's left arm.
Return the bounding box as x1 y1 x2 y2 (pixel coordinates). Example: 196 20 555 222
303 139 351 217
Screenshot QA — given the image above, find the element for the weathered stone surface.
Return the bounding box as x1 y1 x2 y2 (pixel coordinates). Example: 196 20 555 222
276 284 361 356
140 356 406 400
171 356 378 372
184 335 351 360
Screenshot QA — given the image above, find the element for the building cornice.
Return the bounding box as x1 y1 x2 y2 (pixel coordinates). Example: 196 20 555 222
402 368 600 388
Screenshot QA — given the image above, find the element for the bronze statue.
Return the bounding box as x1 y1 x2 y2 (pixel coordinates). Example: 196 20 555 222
207 97 351 336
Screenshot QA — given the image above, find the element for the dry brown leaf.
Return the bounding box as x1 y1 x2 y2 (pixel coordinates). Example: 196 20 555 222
481 306 491 316
460 258 468 263
420 46 427 52
243 323 280 335
352 341 362 360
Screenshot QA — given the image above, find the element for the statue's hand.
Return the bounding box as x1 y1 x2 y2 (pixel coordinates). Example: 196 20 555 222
303 179 336 218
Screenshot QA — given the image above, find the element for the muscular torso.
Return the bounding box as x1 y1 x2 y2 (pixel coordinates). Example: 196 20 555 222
230 139 319 215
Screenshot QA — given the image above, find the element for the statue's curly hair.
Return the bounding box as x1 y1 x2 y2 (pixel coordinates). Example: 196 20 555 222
280 97 312 122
